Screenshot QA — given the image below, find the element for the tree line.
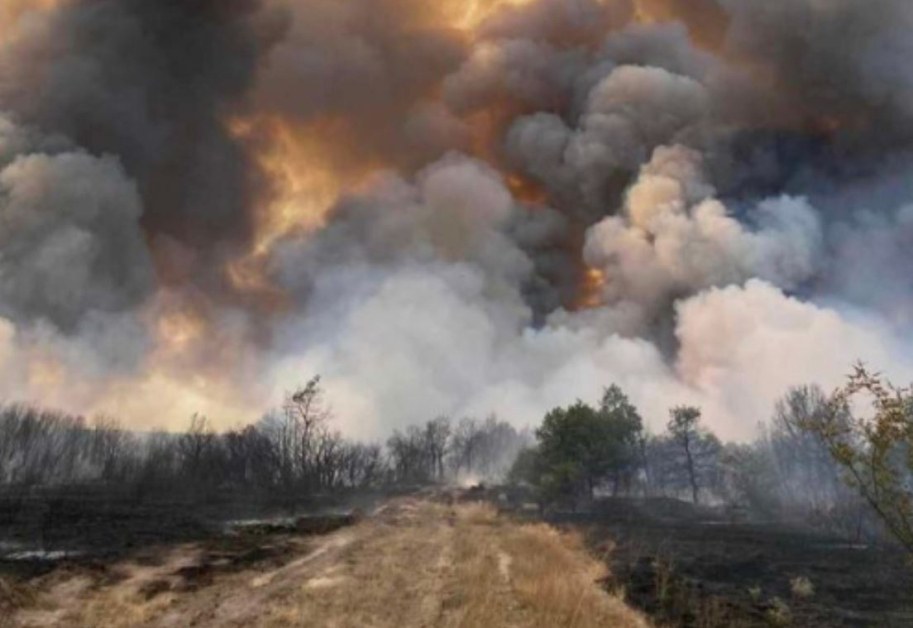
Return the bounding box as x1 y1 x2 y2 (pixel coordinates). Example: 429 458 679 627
3 366 911 556
0 376 529 503
509 368 913 555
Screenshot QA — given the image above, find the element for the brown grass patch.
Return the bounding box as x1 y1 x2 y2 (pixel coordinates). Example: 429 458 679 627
0 576 36 617
4 498 647 628
442 502 648 627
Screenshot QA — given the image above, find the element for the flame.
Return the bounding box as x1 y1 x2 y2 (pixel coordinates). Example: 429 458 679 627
230 116 344 255
225 114 387 307
224 115 348 305
91 371 260 430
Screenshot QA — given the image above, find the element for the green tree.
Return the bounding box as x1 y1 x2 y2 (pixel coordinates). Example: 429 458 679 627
533 386 644 501
507 446 542 486
600 385 645 493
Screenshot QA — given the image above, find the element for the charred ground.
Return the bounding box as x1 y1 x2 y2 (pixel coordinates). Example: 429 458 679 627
569 498 913 627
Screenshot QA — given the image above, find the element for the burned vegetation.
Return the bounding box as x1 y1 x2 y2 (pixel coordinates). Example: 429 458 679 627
5 2 913 624
501 371 913 626
0 377 530 572
3 369 913 626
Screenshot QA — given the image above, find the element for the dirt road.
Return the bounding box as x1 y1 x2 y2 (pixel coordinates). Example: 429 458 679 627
4 496 646 627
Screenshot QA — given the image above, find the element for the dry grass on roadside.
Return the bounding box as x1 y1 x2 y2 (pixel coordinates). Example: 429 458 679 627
446 503 649 628
279 500 459 628
1 577 36 616
4 499 648 628
61 587 167 628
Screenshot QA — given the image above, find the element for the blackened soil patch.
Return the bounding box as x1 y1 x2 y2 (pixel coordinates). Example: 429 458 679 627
553 499 913 627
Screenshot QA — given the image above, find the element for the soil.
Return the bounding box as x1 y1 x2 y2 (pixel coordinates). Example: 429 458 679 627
6 488 912 627
0 486 379 579
550 498 913 627
0 494 647 628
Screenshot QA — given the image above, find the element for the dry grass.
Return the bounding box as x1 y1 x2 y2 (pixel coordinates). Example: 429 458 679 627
1 576 37 622
5 497 647 628
61 590 166 627
789 576 814 600
272 500 458 627
440 501 648 627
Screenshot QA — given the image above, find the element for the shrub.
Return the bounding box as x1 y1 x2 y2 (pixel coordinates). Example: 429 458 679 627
789 576 814 599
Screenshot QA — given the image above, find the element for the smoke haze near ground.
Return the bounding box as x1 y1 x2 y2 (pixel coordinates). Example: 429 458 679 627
2 0 913 441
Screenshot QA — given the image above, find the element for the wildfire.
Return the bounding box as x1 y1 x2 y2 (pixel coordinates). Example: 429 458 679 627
223 115 359 304
230 116 344 255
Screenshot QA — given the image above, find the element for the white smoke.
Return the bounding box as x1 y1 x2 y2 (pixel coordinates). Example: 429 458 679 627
584 145 823 320
266 252 912 442
260 153 909 442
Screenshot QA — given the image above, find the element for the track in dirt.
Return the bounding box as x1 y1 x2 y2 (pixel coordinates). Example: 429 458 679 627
3 495 645 628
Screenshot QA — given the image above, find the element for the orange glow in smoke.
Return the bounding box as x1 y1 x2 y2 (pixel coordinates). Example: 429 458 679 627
0 0 62 44
135 294 265 428
155 306 206 356
28 354 66 391
450 0 536 32
230 116 345 255
225 253 290 312
224 115 363 307
577 267 607 309
506 174 549 205
633 0 729 50
224 112 392 313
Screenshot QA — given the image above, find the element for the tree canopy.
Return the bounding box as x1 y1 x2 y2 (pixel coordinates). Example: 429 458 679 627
530 385 643 500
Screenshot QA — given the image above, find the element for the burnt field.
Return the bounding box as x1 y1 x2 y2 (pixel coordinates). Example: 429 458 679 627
548 498 913 627
0 495 650 627
0 486 380 580
4 488 913 627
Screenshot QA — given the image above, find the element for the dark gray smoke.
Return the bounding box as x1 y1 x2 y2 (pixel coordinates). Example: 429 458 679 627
0 0 287 270
0 116 152 331
2 0 913 439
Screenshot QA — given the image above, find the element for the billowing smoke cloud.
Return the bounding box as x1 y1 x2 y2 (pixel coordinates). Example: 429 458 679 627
2 0 913 441
506 64 712 216
0 0 287 275
0 115 152 332
583 144 823 334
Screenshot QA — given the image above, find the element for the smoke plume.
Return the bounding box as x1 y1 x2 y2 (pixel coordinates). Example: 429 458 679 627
2 0 913 441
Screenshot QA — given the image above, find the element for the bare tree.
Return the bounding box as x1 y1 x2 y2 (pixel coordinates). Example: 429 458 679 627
450 418 481 476
667 406 718 504
425 417 451 482
449 416 532 481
